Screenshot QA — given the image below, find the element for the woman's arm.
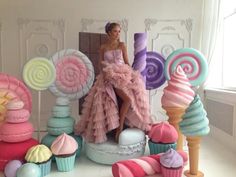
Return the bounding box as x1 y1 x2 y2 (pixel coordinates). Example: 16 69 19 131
120 42 129 65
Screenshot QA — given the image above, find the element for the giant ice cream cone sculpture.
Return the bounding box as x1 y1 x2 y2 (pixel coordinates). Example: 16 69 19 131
180 95 210 177
163 107 186 150
161 66 195 150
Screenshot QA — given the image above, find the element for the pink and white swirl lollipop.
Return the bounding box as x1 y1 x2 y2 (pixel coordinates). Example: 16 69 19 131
132 33 147 80
146 51 166 90
164 48 208 87
49 49 94 100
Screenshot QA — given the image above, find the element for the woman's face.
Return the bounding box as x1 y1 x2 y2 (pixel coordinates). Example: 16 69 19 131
108 25 121 41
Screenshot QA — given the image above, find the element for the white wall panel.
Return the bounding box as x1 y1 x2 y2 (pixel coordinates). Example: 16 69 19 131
18 18 65 69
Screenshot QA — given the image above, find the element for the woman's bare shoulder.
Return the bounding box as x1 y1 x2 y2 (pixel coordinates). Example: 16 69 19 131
100 43 109 51
100 44 105 50
119 42 126 48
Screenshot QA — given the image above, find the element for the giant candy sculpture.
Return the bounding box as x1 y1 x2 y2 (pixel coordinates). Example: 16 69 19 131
49 49 94 100
23 57 56 141
164 48 208 87
41 49 93 160
145 51 166 90
163 48 209 176
0 73 38 171
162 48 208 150
161 65 195 150
132 33 147 81
180 95 210 177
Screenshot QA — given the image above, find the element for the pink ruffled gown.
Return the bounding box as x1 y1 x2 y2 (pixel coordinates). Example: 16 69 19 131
75 49 152 143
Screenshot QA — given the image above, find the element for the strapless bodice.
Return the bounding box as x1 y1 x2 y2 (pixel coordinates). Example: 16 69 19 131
104 49 124 64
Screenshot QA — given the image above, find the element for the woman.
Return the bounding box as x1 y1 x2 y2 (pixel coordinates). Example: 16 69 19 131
75 22 151 143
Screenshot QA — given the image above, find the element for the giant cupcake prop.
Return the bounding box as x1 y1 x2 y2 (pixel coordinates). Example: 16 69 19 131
180 95 210 177
51 133 78 172
148 122 178 154
161 66 195 150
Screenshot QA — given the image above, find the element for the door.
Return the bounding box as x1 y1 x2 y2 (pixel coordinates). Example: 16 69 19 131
78 32 107 114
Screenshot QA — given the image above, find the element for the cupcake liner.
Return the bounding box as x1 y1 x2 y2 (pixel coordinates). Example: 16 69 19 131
55 153 76 172
148 140 176 154
41 134 83 162
161 165 183 177
38 159 52 177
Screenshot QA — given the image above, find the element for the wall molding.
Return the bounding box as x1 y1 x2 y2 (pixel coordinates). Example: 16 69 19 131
0 22 2 72
144 18 193 55
81 18 128 44
17 18 65 69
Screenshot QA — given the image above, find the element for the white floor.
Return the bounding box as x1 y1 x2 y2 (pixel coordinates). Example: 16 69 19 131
1 135 236 177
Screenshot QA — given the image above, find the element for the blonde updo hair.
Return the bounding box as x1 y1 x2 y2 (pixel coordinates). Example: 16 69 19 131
105 22 120 34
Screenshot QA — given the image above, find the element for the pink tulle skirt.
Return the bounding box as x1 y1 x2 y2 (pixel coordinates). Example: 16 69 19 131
75 63 152 143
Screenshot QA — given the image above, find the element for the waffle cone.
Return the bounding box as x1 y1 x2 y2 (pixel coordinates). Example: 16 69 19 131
184 136 204 177
163 106 186 150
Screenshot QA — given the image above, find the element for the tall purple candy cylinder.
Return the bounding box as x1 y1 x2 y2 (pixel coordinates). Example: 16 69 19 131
132 33 147 82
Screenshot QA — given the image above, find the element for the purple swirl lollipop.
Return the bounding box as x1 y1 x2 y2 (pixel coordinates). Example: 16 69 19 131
132 33 147 80
146 51 166 90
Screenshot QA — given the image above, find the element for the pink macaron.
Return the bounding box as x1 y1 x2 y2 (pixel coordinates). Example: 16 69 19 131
6 100 24 110
6 109 30 123
0 122 34 142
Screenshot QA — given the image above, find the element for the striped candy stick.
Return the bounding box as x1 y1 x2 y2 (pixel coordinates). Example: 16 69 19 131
112 154 161 177
132 33 147 82
112 150 188 177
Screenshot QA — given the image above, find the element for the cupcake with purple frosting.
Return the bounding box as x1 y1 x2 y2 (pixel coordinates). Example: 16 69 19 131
160 148 184 177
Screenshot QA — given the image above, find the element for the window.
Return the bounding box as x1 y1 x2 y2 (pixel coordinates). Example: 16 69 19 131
207 0 236 90
222 3 236 89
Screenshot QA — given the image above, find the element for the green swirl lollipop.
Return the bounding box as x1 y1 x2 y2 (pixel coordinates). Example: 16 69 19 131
23 57 56 91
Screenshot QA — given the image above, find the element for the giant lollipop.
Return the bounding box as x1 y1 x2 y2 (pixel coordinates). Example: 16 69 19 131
23 57 56 141
132 33 147 81
164 48 208 87
23 57 56 91
146 51 166 90
49 49 94 100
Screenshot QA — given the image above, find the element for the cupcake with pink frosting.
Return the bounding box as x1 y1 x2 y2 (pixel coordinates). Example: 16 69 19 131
50 133 78 172
148 122 178 154
160 148 184 177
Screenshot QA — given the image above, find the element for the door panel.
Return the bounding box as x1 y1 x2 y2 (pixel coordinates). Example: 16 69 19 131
79 33 90 53
78 32 107 114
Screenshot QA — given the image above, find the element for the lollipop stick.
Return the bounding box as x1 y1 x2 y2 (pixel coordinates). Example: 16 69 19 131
37 91 41 141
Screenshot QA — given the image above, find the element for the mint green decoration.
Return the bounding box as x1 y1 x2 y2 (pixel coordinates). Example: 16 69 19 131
179 95 210 136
